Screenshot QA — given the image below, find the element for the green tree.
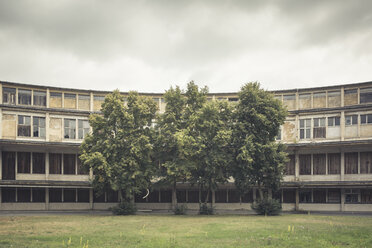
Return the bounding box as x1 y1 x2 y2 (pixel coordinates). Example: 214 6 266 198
80 90 157 203
232 82 288 200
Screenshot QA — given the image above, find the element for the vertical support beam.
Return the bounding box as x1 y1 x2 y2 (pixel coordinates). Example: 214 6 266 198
45 113 50 142
358 152 361 174
295 91 299 111
226 189 229 203
62 92 65 108
45 188 49 210
340 189 345 212
45 152 49 180
90 92 94 112
357 87 360 104
295 149 300 180
325 153 328 175
46 88 50 108
340 111 345 141
295 188 299 211
89 188 93 210
341 86 344 107
340 150 345 181
310 154 314 176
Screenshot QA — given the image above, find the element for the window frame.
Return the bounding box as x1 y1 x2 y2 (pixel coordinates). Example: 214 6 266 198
299 119 311 140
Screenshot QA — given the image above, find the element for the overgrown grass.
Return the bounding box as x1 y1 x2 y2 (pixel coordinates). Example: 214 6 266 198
0 214 371 247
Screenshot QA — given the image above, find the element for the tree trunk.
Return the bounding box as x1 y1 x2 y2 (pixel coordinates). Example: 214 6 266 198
258 187 264 201
119 190 124 203
172 181 177 209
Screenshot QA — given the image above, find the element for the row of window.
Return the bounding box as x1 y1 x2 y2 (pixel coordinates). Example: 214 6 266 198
298 189 372 204
15 115 90 139
285 152 372 175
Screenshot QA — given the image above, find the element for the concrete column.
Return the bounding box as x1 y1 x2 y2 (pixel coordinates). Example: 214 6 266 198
295 149 300 180
357 88 360 104
340 150 345 181
310 154 314 176
90 92 94 112
45 152 49 180
46 88 50 108
226 189 229 203
45 188 49 210
340 189 345 212
340 111 345 141
341 86 344 107
295 188 299 211
89 188 93 210
45 113 50 142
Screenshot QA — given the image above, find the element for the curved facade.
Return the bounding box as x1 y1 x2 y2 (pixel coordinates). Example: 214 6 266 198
1 80 372 212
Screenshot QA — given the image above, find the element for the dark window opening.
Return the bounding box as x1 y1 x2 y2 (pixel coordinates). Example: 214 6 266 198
32 153 45 174
345 152 358 174
107 190 118 203
32 188 45 202
313 189 326 203
215 189 227 203
17 152 31 173
3 87 16 104
135 190 147 203
160 190 172 203
187 190 199 203
285 155 295 175
64 119 76 139
299 154 311 175
77 156 89 175
49 153 62 174
2 151 16 180
313 154 326 175
176 190 186 203
77 189 90 203
328 189 340 203
2 187 16 202
360 88 372 104
299 190 312 203
360 152 372 174
33 116 46 138
17 188 31 202
283 189 295 203
313 118 326 138
201 190 211 203
63 189 76 202
18 115 31 137
49 188 62 202
242 191 253 203
228 190 241 203
328 153 341 174
361 189 372 204
93 191 105 203
18 89 31 105
63 154 76 175
33 91 46 106
147 190 159 203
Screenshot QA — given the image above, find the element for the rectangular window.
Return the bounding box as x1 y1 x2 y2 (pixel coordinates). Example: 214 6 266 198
283 189 296 203
313 118 326 138
313 154 326 175
361 114 372 124
107 190 119 203
33 116 46 138
32 153 45 174
285 155 295 175
32 188 45 202
49 153 62 174
360 152 372 174
79 94 90 101
187 190 199 203
215 190 227 203
93 95 105 101
63 154 76 175
361 189 372 204
345 115 358 125
49 188 62 202
17 152 30 173
344 89 358 106
78 120 90 139
328 117 340 126
64 93 76 99
64 119 76 139
313 189 326 203
18 89 31 105
77 189 90 202
93 191 105 203
299 190 312 203
2 188 16 202
33 91 46 106
327 91 341 107
176 190 187 203
360 88 372 104
345 189 360 203
228 190 241 203
276 127 281 140
50 92 62 108
345 152 358 174
160 190 172 203
328 153 340 174
299 119 311 139
3 87 16 104
63 189 76 202
299 154 311 175
328 189 341 203
18 115 31 137
17 188 31 202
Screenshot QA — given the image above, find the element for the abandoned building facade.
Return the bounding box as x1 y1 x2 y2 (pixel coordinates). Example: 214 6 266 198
0 80 372 212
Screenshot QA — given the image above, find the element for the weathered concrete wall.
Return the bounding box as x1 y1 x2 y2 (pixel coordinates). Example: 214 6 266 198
313 93 326 108
299 203 341 212
299 94 311 109
93 99 104 111
345 126 358 138
17 174 47 180
48 175 90 181
344 92 358 106
49 117 62 142
360 125 372 138
92 203 117 210
344 204 372 212
2 114 16 139
328 92 341 108
282 203 296 211
283 97 296 111
49 203 90 210
283 120 296 142
78 99 90 111
64 97 76 109
0 203 47 211
50 96 62 108
298 175 341 181
327 126 340 139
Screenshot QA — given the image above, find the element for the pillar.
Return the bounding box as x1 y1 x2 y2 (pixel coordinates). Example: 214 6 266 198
295 188 299 211
295 149 300 179
89 188 93 210
340 150 345 181
45 188 49 210
340 189 345 212
45 152 49 180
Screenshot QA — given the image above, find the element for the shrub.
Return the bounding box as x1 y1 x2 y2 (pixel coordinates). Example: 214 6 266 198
251 198 282 216
111 201 137 215
199 203 214 215
174 204 188 215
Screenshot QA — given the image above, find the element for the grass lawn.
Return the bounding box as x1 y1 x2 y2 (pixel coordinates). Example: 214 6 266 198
0 214 371 247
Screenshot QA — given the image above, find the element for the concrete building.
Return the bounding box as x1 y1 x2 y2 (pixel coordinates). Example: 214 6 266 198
0 80 371 212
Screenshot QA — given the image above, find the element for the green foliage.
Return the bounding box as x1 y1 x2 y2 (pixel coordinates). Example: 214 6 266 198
80 90 157 200
111 201 137 215
232 82 288 196
173 204 188 215
199 203 215 215
251 198 282 216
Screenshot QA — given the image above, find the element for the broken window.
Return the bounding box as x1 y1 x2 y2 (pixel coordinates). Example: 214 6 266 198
49 188 62 202
360 87 372 104
313 189 326 203
32 188 45 202
17 188 31 202
18 89 31 105
345 152 358 174
33 116 46 138
2 187 16 202
64 119 76 139
77 189 90 203
299 154 311 175
345 189 360 203
360 152 372 174
33 91 46 106
360 114 372 124
63 154 76 175
282 189 296 203
328 116 340 126
215 189 227 203
327 189 341 203
32 153 45 174
18 115 31 137
313 154 326 175
313 118 326 138
17 152 30 173
49 153 62 174
63 189 76 202
2 87 16 104
361 189 372 204
299 190 312 203
78 120 90 139
285 155 295 175
160 190 172 203
328 153 340 174
299 119 311 139
345 115 358 125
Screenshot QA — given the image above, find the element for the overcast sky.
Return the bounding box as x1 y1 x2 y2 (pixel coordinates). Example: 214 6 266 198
0 0 372 93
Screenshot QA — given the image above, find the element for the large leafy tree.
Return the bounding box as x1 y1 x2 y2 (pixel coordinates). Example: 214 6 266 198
80 90 157 202
232 82 288 200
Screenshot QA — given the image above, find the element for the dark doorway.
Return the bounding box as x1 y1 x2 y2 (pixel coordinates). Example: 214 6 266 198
2 152 15 180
